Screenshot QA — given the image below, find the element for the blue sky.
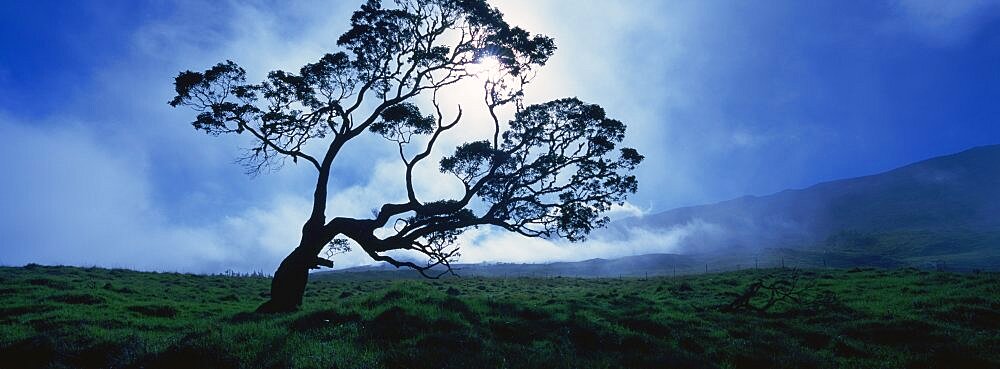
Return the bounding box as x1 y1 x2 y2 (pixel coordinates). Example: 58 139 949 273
2 0 999 272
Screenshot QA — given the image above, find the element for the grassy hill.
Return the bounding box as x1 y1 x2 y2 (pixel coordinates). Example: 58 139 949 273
1 264 998 369
612 144 1000 269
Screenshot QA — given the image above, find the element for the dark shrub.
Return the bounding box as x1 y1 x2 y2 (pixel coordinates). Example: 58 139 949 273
0 336 56 369
382 330 485 369
52 293 104 305
672 282 694 293
291 309 361 332
620 334 712 369
438 297 477 323
0 305 54 319
844 319 944 348
934 305 1000 329
618 317 671 337
27 278 71 290
139 333 240 369
127 305 177 318
365 307 430 341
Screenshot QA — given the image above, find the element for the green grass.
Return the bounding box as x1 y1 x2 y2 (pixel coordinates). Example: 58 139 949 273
1 265 997 369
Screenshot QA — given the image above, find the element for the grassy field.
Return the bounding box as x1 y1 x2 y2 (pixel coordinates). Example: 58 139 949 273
0 265 997 369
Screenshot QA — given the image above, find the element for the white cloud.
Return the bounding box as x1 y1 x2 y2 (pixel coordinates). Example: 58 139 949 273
606 201 650 221
447 218 724 265
0 117 227 271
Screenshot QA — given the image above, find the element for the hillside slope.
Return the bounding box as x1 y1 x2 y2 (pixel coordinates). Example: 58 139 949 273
613 144 1000 268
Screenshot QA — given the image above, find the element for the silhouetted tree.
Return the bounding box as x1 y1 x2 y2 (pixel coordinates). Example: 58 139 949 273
170 0 643 312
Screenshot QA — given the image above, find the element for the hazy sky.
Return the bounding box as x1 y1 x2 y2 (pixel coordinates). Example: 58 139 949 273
2 0 999 272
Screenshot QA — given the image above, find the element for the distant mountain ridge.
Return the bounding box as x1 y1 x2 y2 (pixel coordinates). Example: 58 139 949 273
611 144 1000 269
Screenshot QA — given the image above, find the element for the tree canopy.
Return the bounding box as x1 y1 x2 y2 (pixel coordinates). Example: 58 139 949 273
169 0 642 286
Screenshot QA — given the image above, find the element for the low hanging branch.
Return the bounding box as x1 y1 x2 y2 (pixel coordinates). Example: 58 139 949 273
722 270 818 313
169 0 642 312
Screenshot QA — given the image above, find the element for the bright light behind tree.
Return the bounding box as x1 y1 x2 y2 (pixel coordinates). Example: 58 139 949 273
468 56 504 81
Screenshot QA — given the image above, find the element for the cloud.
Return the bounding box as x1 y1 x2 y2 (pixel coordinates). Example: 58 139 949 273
605 201 650 221
0 117 226 271
443 218 725 265
0 113 400 272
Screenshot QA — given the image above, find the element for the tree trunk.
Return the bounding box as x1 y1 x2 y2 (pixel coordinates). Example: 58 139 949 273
256 226 329 313
255 249 311 313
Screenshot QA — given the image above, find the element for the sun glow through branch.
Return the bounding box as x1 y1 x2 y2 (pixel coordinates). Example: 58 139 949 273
467 56 503 81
